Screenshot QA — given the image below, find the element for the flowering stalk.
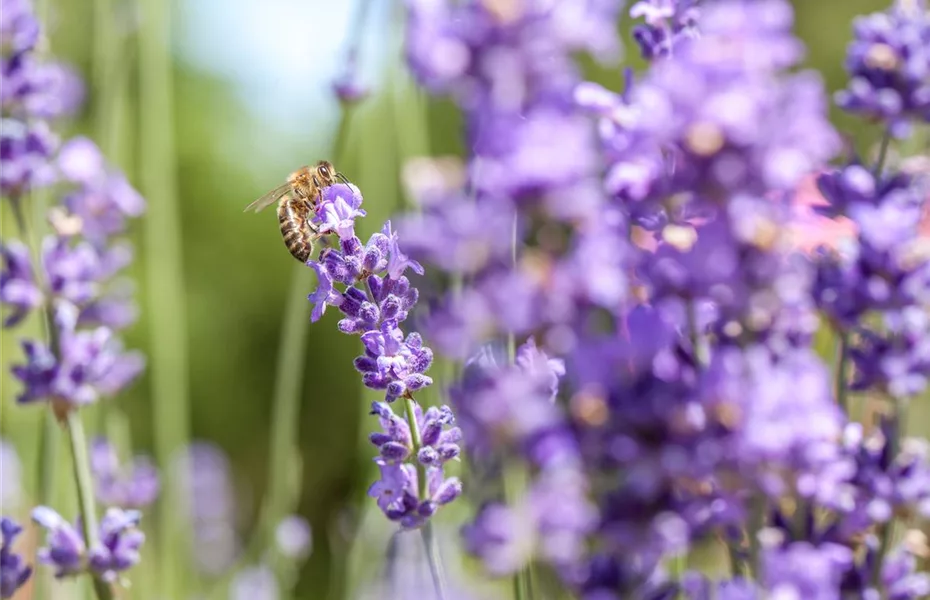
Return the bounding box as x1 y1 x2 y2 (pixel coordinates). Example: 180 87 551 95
2 2 150 598
302 182 461 597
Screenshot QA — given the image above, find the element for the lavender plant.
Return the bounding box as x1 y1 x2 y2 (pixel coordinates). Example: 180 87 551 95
1 0 148 597
306 184 463 526
393 0 930 598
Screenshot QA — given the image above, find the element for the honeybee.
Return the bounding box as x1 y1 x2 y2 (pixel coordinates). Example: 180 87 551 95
244 160 348 263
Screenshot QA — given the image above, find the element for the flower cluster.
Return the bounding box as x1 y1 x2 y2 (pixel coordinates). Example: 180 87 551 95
0 0 82 198
835 0 930 138
305 183 462 528
31 505 144 583
397 0 930 598
1 517 32 599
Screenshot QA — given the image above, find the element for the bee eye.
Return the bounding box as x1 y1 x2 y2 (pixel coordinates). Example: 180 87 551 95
320 165 329 176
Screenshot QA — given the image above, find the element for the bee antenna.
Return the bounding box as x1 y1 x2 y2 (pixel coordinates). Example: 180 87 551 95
336 172 350 184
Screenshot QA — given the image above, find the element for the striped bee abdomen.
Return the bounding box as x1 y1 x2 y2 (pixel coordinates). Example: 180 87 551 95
277 197 316 263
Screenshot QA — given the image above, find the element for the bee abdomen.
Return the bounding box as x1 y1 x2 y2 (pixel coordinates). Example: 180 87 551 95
277 198 315 263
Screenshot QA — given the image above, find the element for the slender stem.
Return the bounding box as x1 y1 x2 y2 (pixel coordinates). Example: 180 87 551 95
873 129 892 177
401 395 447 600
835 330 850 414
403 394 427 498
747 498 765 581
9 194 28 237
66 409 114 600
139 0 191 594
421 523 448 600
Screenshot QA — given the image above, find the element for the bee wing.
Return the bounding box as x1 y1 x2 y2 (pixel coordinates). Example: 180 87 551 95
243 183 292 213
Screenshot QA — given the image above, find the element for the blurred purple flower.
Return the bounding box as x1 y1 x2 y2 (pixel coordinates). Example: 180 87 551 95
762 541 853 600
32 505 144 582
0 117 56 197
835 0 930 136
90 437 160 509
176 441 241 576
0 517 31 599
630 0 700 59
275 515 312 560
87 508 145 582
0 240 41 327
59 137 145 244
12 301 144 408
0 0 40 55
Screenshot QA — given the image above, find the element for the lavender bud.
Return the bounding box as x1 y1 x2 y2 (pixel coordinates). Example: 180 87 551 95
411 347 434 373
385 380 406 403
404 373 432 392
354 356 378 373
381 442 411 462
381 294 401 320
418 447 440 466
363 246 381 272
338 318 361 334
368 274 384 302
363 372 389 390
420 420 443 447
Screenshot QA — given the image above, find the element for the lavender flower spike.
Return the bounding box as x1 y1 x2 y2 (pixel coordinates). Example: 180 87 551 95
1 517 32 599
306 182 461 528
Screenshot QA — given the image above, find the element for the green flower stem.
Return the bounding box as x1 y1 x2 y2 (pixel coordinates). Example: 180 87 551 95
421 523 448 600
686 299 707 367
139 0 191 594
66 409 114 600
402 393 448 600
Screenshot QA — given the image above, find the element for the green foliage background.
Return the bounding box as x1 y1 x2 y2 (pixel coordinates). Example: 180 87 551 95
1 1 927 599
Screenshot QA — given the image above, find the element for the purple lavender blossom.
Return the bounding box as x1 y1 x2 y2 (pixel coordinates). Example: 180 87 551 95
630 0 700 59
824 420 930 535
367 459 462 529
12 301 144 409
58 137 146 244
0 240 41 326
0 517 31 599
90 437 160 508
835 0 930 136
31 505 144 582
0 117 56 197
306 183 461 528
31 506 86 578
87 508 145 582
0 0 40 56
761 540 853 600
369 401 461 466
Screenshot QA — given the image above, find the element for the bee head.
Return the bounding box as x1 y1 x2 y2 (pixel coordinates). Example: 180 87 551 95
315 160 339 186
